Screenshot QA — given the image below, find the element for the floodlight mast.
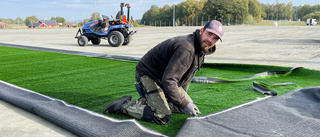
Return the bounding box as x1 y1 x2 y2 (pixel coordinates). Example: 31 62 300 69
120 3 125 20
94 0 96 21
173 4 175 27
126 3 131 22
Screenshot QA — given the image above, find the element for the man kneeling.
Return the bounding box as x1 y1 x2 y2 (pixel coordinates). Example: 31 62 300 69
104 20 224 124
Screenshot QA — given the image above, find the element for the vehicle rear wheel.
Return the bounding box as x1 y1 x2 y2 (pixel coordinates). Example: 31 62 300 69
122 36 131 46
78 36 88 46
91 38 101 45
108 31 124 47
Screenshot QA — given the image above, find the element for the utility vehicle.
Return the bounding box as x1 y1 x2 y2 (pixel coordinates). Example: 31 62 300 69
75 3 136 47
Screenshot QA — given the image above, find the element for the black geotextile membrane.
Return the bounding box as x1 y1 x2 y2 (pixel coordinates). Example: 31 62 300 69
0 43 140 62
0 80 166 137
177 86 320 137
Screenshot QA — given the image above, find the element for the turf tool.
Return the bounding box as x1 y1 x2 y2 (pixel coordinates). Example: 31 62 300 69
252 81 295 96
75 3 137 47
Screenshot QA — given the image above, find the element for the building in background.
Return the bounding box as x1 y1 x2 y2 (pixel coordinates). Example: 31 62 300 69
28 20 59 28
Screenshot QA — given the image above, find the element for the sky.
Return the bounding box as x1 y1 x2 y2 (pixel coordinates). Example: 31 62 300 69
1 0 319 22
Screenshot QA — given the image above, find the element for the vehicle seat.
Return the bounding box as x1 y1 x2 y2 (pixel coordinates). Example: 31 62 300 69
101 22 106 28
94 20 106 33
98 20 102 27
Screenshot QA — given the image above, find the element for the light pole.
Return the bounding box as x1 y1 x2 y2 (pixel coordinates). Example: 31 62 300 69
173 4 175 27
202 16 203 26
3 18 5 29
94 0 96 21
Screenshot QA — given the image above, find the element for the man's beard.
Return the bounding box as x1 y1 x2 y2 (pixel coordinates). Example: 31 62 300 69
201 40 214 52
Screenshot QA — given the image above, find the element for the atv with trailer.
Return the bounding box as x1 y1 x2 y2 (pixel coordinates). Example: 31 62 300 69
75 3 136 47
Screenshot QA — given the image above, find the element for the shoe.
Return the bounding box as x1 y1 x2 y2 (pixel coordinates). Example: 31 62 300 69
103 95 132 114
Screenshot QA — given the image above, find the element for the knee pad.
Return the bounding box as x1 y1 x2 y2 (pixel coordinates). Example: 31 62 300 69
142 106 172 125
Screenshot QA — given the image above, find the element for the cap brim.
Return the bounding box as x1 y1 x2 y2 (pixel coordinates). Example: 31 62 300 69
206 29 222 42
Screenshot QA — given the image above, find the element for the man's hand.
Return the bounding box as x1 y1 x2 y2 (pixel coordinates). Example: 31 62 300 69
183 102 201 116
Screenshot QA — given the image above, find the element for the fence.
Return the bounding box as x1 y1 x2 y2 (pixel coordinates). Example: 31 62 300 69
140 20 307 27
0 18 308 29
140 15 307 27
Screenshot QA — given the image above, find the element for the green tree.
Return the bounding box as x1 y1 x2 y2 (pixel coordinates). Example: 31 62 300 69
302 11 320 21
51 16 66 23
141 5 159 25
15 17 25 25
201 0 216 21
297 4 312 20
231 0 249 24
248 0 264 20
273 2 292 20
182 0 205 25
63 21 73 27
150 5 160 25
135 19 141 24
132 21 139 27
261 2 278 20
24 16 39 26
311 4 320 13
297 4 320 21
6 18 15 24
261 2 294 20
83 18 90 24
0 18 14 24
202 0 251 24
89 12 101 21
158 4 172 26
284 2 293 20
139 0 271 25
141 0 206 26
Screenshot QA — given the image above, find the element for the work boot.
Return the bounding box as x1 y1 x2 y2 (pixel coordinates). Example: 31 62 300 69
103 95 132 114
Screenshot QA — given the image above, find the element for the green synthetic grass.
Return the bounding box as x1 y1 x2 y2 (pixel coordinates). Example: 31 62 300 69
1 46 320 136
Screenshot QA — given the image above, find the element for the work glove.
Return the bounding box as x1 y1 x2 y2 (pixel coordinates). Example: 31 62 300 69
183 102 201 116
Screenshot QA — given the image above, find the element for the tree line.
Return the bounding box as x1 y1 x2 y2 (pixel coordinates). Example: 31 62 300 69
1 16 70 27
1 12 107 27
1 12 130 28
140 0 320 26
2 0 320 28
262 2 320 21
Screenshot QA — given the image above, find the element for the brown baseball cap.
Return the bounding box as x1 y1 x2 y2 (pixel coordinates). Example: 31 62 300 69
204 20 224 42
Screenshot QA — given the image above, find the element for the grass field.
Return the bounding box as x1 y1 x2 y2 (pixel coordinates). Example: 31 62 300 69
1 46 319 136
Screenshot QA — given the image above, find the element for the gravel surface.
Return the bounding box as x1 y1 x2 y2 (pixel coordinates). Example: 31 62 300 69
1 25 320 70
